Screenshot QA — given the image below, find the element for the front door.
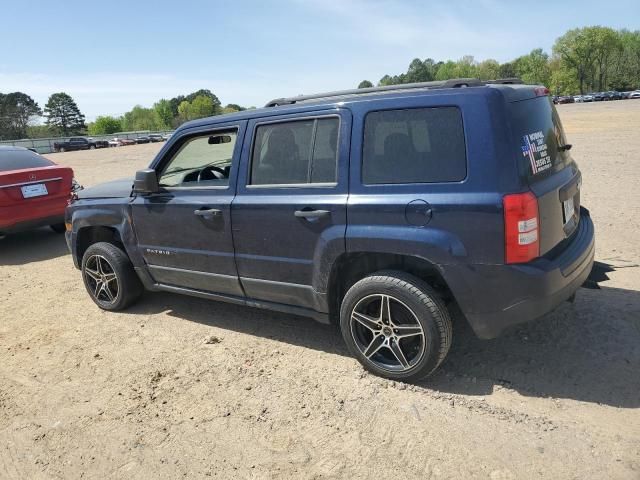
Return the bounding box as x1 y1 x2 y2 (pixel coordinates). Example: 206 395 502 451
131 121 246 296
232 110 351 311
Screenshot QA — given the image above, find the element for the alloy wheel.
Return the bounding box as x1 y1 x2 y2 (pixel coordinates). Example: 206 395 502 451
349 293 426 372
84 255 119 304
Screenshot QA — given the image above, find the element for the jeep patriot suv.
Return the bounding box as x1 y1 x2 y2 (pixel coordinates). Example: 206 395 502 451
65 79 595 381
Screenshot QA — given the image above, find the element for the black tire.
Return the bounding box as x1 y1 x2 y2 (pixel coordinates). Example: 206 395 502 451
50 223 66 233
59 147 65 153
89 145 96 150
339 271 452 382
81 242 143 311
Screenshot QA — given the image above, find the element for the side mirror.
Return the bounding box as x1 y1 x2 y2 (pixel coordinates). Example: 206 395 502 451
133 168 159 194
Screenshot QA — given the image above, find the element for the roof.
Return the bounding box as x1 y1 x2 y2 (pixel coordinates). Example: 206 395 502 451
0 145 29 152
179 78 540 131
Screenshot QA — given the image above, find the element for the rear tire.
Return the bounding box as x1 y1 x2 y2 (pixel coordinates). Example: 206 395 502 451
89 145 96 150
81 242 143 311
50 223 66 233
339 271 452 382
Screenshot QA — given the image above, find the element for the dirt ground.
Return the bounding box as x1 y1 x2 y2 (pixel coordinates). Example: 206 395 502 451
1 101 639 479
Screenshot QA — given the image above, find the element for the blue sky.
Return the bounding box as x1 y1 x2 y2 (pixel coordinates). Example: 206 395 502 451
0 0 636 120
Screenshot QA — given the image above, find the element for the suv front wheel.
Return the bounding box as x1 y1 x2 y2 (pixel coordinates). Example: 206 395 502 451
340 271 452 381
81 242 143 311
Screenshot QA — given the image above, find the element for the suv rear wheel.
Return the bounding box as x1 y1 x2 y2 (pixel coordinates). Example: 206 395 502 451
81 242 143 311
339 271 452 381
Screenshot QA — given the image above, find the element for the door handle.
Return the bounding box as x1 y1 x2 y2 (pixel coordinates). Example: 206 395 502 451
294 209 330 219
194 208 222 217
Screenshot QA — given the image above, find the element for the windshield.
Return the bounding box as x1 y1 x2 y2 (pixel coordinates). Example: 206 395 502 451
509 96 570 180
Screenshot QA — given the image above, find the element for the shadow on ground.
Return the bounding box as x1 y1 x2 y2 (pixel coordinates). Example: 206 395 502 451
127 283 640 408
0 228 69 265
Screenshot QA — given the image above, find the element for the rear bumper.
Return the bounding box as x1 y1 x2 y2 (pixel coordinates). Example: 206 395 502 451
444 208 595 339
0 214 64 234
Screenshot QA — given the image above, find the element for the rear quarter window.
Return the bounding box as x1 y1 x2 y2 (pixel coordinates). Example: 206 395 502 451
0 150 54 172
362 107 466 184
509 97 570 179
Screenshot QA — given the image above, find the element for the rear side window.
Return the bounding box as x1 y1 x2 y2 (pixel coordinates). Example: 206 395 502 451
362 107 466 184
250 117 339 185
0 149 54 172
509 97 569 179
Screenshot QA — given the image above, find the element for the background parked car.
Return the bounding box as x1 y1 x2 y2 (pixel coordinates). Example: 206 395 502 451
556 95 574 104
573 95 583 102
629 90 640 99
54 137 104 152
0 146 76 235
581 94 594 102
135 136 150 144
148 134 165 142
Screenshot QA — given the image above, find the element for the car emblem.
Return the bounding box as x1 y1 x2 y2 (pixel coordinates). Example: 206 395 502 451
29 174 37 181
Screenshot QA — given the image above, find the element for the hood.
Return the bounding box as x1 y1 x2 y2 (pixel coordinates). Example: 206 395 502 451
77 177 133 199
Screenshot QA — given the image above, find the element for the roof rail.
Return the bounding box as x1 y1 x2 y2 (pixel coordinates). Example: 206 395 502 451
264 78 523 107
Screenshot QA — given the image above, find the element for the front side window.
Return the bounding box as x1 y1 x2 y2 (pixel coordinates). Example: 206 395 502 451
362 107 466 184
158 129 237 187
250 117 339 185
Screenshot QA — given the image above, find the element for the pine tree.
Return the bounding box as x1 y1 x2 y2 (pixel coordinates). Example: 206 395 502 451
44 92 86 135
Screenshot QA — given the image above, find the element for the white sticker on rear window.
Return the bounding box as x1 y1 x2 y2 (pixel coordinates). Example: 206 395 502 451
521 131 552 175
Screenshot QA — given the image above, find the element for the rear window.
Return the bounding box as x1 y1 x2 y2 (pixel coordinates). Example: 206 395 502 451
0 149 54 172
509 97 570 179
362 107 467 184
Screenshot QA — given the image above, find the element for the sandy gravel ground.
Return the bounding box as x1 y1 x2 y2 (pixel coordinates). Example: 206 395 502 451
1 101 639 479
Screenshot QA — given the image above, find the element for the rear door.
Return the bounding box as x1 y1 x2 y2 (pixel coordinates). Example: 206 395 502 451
131 122 246 296
509 96 581 255
231 109 350 310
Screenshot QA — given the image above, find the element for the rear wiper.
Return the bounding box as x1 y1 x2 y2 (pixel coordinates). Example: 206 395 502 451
558 144 572 151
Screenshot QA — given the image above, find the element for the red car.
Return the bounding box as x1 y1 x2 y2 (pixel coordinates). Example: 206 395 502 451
0 146 75 235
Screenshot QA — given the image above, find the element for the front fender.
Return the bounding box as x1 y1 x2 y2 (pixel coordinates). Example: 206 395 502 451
68 199 140 268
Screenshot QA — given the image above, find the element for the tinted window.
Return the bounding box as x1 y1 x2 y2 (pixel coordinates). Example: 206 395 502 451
509 97 569 179
251 117 339 185
362 107 466 184
158 130 237 187
0 149 54 172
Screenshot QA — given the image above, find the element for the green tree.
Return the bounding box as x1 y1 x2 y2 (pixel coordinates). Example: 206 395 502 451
609 30 640 90
0 92 42 140
514 48 551 86
553 28 598 94
224 103 245 111
358 80 374 88
44 92 86 135
88 116 122 135
26 125 53 139
176 95 217 122
476 59 500 80
153 99 173 129
121 105 159 131
590 26 622 90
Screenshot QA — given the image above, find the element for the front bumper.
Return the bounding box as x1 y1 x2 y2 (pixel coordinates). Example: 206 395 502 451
444 208 595 339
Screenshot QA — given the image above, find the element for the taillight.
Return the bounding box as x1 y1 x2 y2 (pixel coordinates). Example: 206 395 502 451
504 191 540 264
534 86 550 97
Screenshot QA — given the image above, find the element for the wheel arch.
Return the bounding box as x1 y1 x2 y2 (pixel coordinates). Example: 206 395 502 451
326 252 457 323
75 225 124 266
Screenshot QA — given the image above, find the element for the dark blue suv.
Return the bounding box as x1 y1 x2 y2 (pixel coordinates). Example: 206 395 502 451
65 79 595 381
